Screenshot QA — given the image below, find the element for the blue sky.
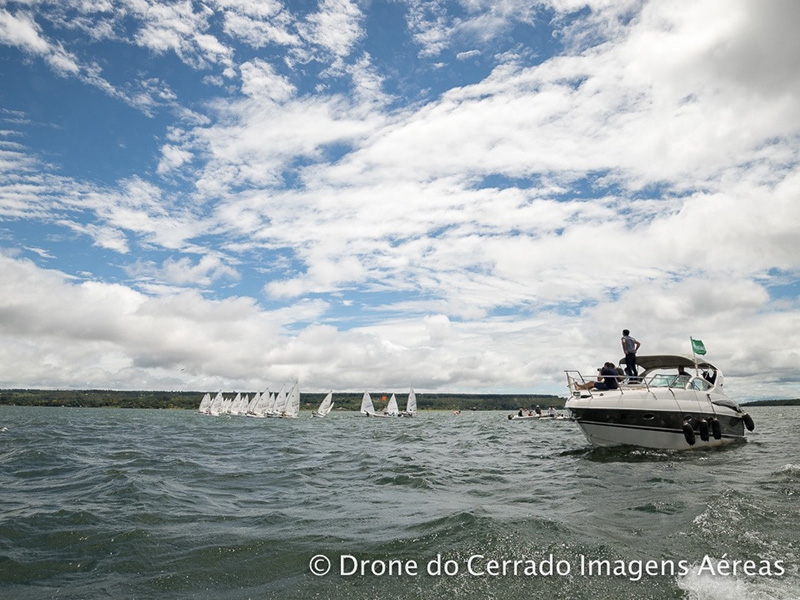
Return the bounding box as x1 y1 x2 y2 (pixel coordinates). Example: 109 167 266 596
1 0 800 398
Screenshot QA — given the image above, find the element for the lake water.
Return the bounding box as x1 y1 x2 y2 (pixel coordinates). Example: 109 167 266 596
0 405 798 599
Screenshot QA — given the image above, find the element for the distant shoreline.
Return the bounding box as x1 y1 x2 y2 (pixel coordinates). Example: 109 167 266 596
0 389 564 411
742 398 800 407
1 389 796 411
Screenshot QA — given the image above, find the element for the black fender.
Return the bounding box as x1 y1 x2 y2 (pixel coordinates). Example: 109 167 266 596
698 419 710 442
742 413 755 432
682 421 696 446
711 417 722 439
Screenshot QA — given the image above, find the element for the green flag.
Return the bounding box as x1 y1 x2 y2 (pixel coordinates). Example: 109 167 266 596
691 338 707 355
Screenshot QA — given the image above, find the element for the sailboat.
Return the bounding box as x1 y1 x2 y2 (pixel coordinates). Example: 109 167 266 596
228 392 244 415
248 391 270 418
197 392 212 414
311 391 334 418
360 391 376 416
245 392 261 415
269 385 287 417
383 393 399 416
400 389 417 417
281 382 300 418
209 391 225 416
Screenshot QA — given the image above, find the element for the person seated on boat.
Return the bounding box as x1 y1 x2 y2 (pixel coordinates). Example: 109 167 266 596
673 365 691 387
702 368 717 385
575 362 620 391
548 407 557 417
518 408 524 417
535 405 542 416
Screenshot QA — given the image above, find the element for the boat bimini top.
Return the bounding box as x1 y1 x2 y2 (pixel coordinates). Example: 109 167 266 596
624 355 719 376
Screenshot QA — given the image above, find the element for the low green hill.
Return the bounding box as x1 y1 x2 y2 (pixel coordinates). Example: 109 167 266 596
0 389 563 411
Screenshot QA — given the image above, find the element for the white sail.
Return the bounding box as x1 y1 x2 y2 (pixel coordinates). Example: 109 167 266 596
360 391 375 415
229 392 243 415
209 392 224 416
282 383 300 418
249 391 269 418
245 392 261 415
312 391 334 417
272 385 288 416
384 393 399 416
264 391 278 416
405 389 417 415
198 392 212 413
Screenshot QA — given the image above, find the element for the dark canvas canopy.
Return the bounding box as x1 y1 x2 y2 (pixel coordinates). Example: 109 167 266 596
619 355 718 374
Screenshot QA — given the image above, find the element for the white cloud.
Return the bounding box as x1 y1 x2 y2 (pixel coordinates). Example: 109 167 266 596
133 0 223 67
57 220 131 254
216 0 300 48
299 0 364 59
157 144 194 175
2 0 800 398
135 253 240 287
240 59 296 101
0 9 50 54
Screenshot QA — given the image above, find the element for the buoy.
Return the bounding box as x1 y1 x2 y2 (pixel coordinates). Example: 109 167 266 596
698 419 710 442
711 417 722 439
682 421 696 446
742 413 755 432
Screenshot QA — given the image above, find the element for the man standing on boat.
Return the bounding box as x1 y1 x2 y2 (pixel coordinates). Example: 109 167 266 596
621 329 641 380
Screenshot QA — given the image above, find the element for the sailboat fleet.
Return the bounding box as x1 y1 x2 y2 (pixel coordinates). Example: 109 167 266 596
197 386 417 418
196 382 301 418
360 389 417 417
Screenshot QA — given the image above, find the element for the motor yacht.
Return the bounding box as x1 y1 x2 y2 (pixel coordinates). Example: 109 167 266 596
564 355 754 450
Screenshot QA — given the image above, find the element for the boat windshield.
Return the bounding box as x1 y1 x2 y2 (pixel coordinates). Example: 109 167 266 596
646 373 692 389
646 373 714 391
648 374 673 388
689 377 712 391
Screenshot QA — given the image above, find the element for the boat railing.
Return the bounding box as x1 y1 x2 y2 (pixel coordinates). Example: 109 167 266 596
566 370 718 399
564 370 621 398
565 370 654 398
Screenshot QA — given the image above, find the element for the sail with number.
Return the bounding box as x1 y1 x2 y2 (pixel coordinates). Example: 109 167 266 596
360 391 375 416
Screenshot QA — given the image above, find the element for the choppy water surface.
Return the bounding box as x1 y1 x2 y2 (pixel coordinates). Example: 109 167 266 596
1 405 798 599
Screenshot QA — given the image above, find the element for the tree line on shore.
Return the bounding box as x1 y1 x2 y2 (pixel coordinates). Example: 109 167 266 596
2 390 794 411
0 389 567 411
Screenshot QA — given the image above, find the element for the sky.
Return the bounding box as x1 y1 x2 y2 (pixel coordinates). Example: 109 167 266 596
1 0 799 400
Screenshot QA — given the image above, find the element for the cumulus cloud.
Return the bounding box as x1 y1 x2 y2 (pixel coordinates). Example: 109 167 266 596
1 0 800 397
240 59 296 101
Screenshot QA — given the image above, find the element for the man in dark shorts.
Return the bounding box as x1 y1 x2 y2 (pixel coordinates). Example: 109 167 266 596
575 362 620 391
